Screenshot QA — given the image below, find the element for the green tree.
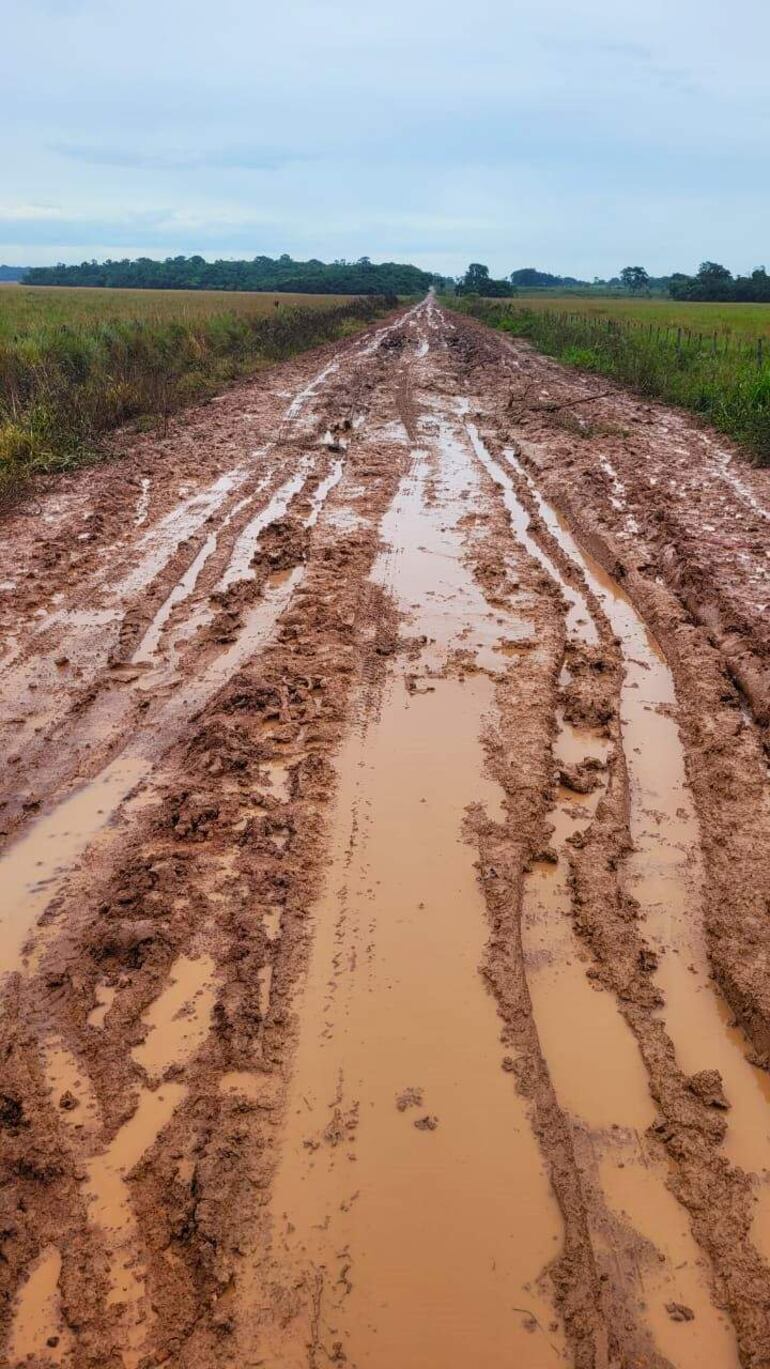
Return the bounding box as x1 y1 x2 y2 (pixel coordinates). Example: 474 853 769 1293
457 263 513 297
697 261 732 285
620 266 650 294
463 263 491 290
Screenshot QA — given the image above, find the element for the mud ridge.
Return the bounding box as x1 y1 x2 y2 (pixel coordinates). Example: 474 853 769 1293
2 297 770 1369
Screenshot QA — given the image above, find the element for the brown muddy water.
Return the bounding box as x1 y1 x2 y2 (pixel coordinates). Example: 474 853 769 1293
465 415 742 1364
246 411 567 1367
502 443 770 1179
7 1245 73 1366
0 753 150 978
0 572 304 983
4 297 769 1369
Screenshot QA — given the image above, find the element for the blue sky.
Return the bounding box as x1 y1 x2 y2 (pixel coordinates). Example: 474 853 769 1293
3 0 769 277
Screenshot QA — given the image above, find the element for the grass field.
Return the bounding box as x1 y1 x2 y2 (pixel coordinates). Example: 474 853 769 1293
513 293 770 340
450 296 770 465
0 287 393 504
0 284 354 337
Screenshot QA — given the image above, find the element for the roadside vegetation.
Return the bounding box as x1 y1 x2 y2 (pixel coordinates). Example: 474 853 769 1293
499 294 770 339
0 285 362 335
450 296 770 465
0 291 394 506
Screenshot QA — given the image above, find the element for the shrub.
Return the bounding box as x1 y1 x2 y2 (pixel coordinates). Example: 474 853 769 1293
450 298 770 466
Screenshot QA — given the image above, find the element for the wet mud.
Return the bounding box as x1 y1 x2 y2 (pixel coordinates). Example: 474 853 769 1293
1 298 769 1368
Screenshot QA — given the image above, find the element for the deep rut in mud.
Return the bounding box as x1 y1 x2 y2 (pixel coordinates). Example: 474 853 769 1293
1 297 770 1368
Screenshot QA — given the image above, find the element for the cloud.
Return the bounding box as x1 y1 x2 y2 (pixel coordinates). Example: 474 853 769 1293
52 144 312 172
2 0 769 274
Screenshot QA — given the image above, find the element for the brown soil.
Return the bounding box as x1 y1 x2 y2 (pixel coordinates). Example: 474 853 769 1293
1 298 769 1369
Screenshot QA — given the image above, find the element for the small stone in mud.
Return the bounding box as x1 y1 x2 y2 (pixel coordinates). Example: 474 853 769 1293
687 1068 730 1110
414 1114 439 1131
665 1302 695 1322
501 1056 516 1072
0 1095 25 1132
558 760 603 794
638 947 659 972
59 1090 79 1111
396 1087 423 1111
47 1337 60 1348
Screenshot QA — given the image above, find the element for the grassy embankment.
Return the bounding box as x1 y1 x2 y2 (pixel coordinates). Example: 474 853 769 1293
0 286 394 505
450 295 770 465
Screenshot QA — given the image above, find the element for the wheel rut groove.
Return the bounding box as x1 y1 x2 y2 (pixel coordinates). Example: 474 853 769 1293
1 299 769 1368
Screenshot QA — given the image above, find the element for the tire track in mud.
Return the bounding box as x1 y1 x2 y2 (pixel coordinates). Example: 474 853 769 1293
240 395 570 1369
230 308 759 1368
0 309 422 979
452 389 770 1358
462 418 745 1364
452 309 770 1074
2 299 770 1368
0 306 416 855
0 313 422 1368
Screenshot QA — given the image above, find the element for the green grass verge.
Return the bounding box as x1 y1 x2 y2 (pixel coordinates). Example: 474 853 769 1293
448 297 770 466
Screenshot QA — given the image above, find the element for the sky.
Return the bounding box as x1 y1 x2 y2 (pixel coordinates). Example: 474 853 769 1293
3 0 769 279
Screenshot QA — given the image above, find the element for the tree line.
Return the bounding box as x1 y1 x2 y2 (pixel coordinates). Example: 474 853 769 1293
454 263 631 296
454 262 770 302
14 255 770 303
610 263 770 301
667 262 770 302
21 254 434 296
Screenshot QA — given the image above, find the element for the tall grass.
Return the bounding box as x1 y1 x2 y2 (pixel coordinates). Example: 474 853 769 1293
0 285 359 336
450 298 770 466
0 295 394 506
507 294 770 340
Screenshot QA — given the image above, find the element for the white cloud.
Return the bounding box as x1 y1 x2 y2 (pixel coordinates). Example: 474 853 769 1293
3 0 769 273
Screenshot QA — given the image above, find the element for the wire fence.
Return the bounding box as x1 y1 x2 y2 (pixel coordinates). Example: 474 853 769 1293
450 299 770 466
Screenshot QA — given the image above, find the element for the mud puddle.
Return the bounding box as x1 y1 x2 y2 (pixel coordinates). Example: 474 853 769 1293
218 459 315 592
465 416 740 1363
47 958 216 1366
88 981 117 1028
84 1082 187 1367
7 1245 73 1366
0 568 303 982
114 468 251 600
245 417 568 1366
0 753 150 979
130 480 268 666
503 443 770 1189
0 425 353 989
132 951 216 1081
522 730 739 1366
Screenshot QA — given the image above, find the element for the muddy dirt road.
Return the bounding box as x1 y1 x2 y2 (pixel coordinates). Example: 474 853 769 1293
1 297 770 1368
